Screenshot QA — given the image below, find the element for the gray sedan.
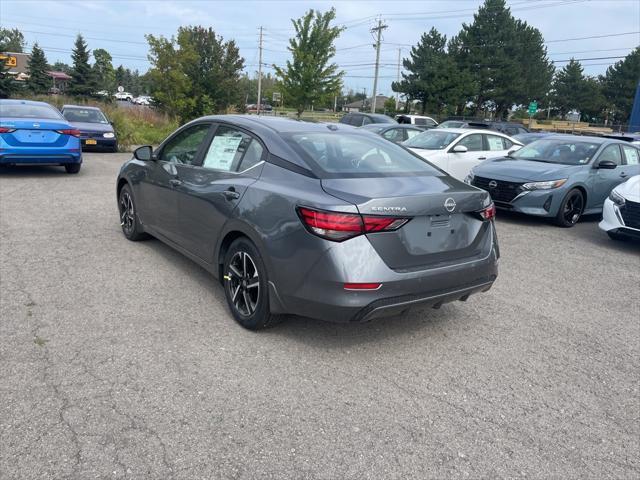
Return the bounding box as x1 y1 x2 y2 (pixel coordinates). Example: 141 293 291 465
467 135 640 227
116 115 499 329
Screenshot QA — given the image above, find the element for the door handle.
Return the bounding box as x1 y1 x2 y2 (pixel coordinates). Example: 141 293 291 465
169 178 183 187
223 188 241 200
477 157 487 160
620 172 628 178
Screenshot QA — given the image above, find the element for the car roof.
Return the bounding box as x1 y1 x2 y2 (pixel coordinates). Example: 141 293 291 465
427 127 501 135
529 134 612 144
62 104 102 111
0 99 53 107
196 114 364 134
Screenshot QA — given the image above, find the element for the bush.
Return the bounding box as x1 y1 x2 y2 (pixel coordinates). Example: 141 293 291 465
13 94 178 149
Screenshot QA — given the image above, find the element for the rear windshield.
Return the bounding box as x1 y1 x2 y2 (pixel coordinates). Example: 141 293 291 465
283 132 441 177
403 130 460 150
63 108 108 124
513 139 600 165
0 103 63 120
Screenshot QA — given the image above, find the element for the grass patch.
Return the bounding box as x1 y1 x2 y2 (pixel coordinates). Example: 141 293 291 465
16 94 178 150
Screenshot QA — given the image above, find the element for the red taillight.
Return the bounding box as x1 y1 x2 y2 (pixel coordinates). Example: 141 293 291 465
0 127 16 133
56 129 81 137
298 207 409 242
479 203 496 221
344 283 382 290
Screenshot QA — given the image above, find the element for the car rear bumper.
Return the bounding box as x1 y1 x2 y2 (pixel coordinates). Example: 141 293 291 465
80 137 117 149
0 153 82 164
273 225 499 323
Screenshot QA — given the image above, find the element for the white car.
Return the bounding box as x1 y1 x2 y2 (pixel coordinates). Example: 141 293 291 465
599 174 640 241
395 114 438 128
114 91 133 102
403 128 523 181
133 95 151 106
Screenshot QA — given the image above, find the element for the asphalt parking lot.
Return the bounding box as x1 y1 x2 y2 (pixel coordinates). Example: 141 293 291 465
1 152 639 479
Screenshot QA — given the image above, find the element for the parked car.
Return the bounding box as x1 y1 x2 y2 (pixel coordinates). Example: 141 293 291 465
395 114 438 128
0 99 82 173
602 133 640 146
512 132 556 145
61 105 118 152
340 112 396 127
599 174 640 241
437 120 529 136
403 128 523 180
114 91 133 102
132 95 151 106
467 135 640 227
487 121 530 136
116 115 499 329
360 123 424 143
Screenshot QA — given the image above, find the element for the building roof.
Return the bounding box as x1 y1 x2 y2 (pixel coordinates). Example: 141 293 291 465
47 71 72 80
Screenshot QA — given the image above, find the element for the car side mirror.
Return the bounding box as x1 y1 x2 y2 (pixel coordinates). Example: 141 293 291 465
452 145 468 153
133 145 154 161
596 160 617 169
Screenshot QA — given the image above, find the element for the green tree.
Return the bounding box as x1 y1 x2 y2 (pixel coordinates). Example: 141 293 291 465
146 26 244 120
0 61 17 98
0 28 25 52
69 34 94 96
602 47 640 124
392 28 458 115
92 48 116 94
451 0 553 118
273 8 344 117
51 61 72 74
552 59 592 118
26 43 50 94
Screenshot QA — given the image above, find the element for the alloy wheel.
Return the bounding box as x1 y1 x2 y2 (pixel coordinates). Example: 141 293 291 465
120 192 135 235
563 192 583 225
227 251 260 316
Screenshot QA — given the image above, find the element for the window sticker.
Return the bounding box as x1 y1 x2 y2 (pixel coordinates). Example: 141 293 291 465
203 135 242 171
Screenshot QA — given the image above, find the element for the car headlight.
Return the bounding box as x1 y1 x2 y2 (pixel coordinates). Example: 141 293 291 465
464 172 475 185
103 132 115 138
609 189 625 206
522 179 567 190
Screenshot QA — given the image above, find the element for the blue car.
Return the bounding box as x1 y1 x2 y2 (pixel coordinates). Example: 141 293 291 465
467 135 640 227
0 99 82 173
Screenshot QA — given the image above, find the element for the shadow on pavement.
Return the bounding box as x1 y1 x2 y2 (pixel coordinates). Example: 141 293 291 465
0 165 69 176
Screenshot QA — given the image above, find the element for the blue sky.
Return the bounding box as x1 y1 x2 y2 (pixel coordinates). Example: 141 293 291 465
1 0 638 96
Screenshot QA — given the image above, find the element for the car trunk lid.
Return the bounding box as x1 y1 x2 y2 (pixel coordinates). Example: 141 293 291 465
321 175 493 270
1 118 70 146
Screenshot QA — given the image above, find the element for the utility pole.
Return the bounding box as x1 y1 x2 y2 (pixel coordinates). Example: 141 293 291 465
370 18 387 113
395 47 401 110
257 26 263 115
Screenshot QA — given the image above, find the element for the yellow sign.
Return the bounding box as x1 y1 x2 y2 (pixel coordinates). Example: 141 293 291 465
0 55 17 67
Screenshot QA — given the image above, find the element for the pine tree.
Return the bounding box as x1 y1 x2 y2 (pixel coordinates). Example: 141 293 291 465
552 59 591 118
26 43 50 94
69 34 94 96
602 48 640 124
92 48 115 94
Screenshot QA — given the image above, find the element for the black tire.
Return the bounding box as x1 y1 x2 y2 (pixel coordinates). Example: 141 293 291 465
554 189 584 227
222 238 283 330
118 184 149 241
607 231 629 242
64 163 81 174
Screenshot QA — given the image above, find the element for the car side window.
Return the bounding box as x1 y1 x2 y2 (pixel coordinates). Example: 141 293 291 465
503 138 514 149
361 116 371 126
414 118 426 125
598 144 622 165
426 119 437 127
485 134 507 151
457 134 483 151
622 145 639 165
159 124 210 165
382 128 404 143
405 129 421 140
343 114 354 125
201 126 263 172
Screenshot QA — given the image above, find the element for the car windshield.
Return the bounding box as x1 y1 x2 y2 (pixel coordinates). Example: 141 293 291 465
63 108 108 124
438 121 463 128
403 130 460 150
283 132 440 178
0 103 63 120
512 139 600 165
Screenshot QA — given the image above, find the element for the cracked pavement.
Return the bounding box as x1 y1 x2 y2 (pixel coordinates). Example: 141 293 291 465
1 153 639 479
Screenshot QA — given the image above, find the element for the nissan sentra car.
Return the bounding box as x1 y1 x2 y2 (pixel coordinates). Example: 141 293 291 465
116 115 499 329
467 135 640 227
